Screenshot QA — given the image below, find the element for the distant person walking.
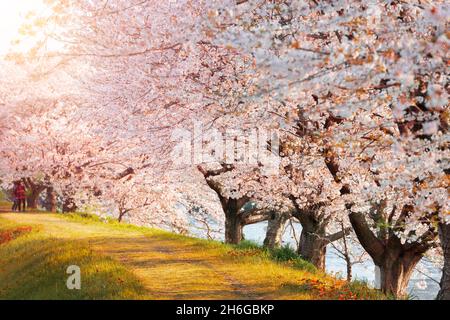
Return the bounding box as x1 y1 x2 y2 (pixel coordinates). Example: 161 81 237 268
15 181 26 212
11 181 19 211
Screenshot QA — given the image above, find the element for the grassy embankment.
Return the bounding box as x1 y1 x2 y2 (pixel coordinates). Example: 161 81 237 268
0 202 387 300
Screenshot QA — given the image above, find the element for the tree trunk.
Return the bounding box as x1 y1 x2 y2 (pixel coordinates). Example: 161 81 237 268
221 197 249 244
348 210 428 297
437 223 450 300
298 228 327 270
293 207 329 271
22 178 46 210
118 211 126 222
263 212 288 249
377 252 421 298
197 164 247 245
225 211 243 244
44 187 57 212
346 261 352 282
27 188 43 209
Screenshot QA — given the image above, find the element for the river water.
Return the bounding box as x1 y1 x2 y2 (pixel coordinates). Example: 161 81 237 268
244 221 442 300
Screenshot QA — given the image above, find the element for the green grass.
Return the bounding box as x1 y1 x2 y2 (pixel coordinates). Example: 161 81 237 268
231 240 387 299
0 207 388 300
234 240 318 274
0 221 146 299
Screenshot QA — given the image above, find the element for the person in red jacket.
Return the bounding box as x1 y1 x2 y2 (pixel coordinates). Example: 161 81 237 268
15 181 26 212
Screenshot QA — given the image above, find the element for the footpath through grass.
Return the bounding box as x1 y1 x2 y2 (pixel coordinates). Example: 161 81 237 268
0 204 387 300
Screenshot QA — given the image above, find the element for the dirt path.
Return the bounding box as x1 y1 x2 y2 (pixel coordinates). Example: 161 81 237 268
0 212 261 299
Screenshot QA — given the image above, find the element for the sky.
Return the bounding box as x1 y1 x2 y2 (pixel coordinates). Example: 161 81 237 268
0 0 46 54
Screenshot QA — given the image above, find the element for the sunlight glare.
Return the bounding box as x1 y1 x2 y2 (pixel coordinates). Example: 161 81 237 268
0 0 45 54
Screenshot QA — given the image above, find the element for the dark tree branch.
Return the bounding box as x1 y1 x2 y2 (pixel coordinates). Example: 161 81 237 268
326 227 352 244
348 210 385 264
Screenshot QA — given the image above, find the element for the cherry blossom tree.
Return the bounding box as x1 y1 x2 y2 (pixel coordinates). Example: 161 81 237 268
1 0 447 299
207 0 448 297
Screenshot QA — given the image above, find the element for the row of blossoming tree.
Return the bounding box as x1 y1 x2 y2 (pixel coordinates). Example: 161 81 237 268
0 0 448 299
